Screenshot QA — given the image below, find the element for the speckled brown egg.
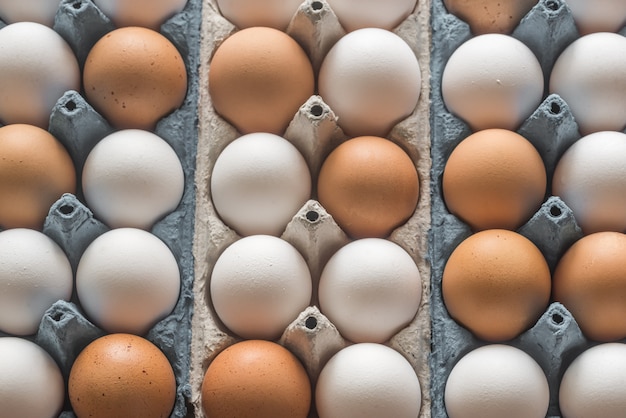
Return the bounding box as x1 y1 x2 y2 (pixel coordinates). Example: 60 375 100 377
442 229 551 342
83 27 188 130
68 333 176 418
0 124 76 230
553 232 626 342
443 0 538 34
317 136 419 238
201 340 311 418
208 26 315 135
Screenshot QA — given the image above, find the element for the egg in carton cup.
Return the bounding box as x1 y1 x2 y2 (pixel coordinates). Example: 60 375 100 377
430 0 626 417
0 0 201 417
192 0 432 416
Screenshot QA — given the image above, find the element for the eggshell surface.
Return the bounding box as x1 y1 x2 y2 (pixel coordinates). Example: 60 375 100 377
0 337 65 418
443 0 538 34
215 0 303 30
76 228 181 335
316 343 421 418
208 27 314 135
0 229 73 336
201 340 311 418
82 129 185 230
445 344 549 418
442 229 551 341
326 0 417 31
563 0 626 34
560 343 626 418
552 131 626 234
317 136 419 238
442 128 546 231
83 26 188 130
0 124 76 230
210 132 311 237
318 28 421 137
92 0 188 30
210 235 312 340
442 34 544 131
0 22 80 128
553 232 626 341
318 238 422 343
0 0 61 26
69 333 176 418
549 32 626 135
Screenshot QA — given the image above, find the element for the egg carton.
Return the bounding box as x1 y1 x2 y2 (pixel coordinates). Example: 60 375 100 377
0 0 201 417
191 0 432 417
430 0 626 417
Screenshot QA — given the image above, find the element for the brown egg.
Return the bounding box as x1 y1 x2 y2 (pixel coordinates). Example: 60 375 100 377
553 232 626 342
68 333 176 418
0 124 76 230
317 136 419 238
442 229 551 342
443 0 538 34
442 129 546 231
83 27 188 130
208 27 315 135
201 340 311 418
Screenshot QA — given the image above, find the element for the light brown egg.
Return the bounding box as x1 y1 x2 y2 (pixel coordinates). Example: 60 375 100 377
443 0 538 34
68 333 176 418
553 232 626 342
201 340 311 418
442 229 551 342
208 27 315 135
83 27 188 130
442 128 546 231
317 136 419 239
0 124 76 230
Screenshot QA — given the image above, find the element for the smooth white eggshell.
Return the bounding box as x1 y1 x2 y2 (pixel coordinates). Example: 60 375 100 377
0 22 80 128
316 343 422 418
0 337 65 418
76 228 181 334
552 131 626 234
564 0 626 34
92 0 188 29
560 343 626 418
215 0 303 30
444 344 549 418
326 0 417 31
318 28 421 137
0 0 60 26
82 129 185 230
550 32 626 135
210 132 311 237
318 238 422 343
0 229 72 336
442 33 544 131
210 235 312 340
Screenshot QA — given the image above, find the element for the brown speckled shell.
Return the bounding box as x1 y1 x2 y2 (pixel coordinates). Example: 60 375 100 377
443 0 538 34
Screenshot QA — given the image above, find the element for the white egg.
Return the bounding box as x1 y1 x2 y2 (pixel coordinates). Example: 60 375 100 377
76 228 181 335
445 344 550 418
560 343 626 418
0 337 65 418
552 131 626 234
82 129 185 230
442 34 544 131
318 238 422 343
318 28 421 137
92 0 188 29
326 0 417 32
0 229 72 336
0 0 60 26
215 0 303 30
210 235 312 340
316 343 421 418
210 132 311 237
0 22 80 129
550 32 626 135
564 0 626 34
